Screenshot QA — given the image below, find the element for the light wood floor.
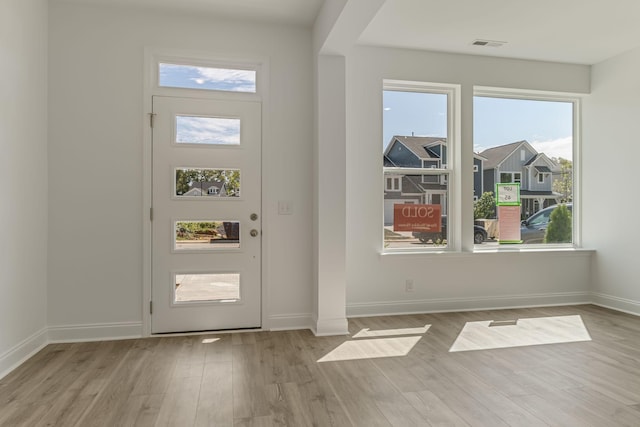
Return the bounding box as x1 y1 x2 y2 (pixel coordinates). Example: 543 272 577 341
2 304 640 426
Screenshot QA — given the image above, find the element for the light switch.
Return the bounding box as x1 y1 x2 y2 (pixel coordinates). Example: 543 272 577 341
278 200 293 215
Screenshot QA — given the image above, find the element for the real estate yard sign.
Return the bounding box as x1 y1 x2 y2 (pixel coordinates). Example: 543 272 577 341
496 183 522 243
495 183 520 206
394 204 441 232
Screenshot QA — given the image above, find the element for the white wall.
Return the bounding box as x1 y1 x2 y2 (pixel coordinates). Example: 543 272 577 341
583 46 640 315
345 46 594 316
48 3 314 337
0 0 49 377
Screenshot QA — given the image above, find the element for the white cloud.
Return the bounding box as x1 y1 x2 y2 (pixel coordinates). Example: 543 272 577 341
530 136 573 161
176 116 240 145
193 67 256 92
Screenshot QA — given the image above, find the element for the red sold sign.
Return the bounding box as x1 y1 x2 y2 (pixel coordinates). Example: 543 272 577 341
393 204 441 232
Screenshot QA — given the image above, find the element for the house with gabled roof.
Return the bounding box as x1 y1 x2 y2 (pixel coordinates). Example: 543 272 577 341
181 180 229 197
480 140 561 217
383 135 485 225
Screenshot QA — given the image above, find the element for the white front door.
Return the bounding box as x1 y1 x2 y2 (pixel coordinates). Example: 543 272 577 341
151 96 261 333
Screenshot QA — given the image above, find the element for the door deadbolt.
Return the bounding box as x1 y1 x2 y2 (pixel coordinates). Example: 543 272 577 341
250 213 258 221
250 229 259 237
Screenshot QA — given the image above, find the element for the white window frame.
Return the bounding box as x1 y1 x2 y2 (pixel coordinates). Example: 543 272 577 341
383 80 460 253
146 49 264 102
500 171 521 183
538 173 545 183
474 86 581 250
385 176 402 192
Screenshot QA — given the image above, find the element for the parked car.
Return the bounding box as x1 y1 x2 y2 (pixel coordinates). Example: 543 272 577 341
412 216 488 244
520 203 573 243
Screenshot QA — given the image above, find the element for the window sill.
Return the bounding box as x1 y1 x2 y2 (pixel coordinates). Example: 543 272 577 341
380 246 595 258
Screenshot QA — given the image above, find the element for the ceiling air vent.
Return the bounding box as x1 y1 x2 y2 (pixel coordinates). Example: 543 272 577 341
472 39 506 48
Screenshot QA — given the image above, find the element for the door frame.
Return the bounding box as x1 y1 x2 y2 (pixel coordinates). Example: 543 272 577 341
142 48 269 336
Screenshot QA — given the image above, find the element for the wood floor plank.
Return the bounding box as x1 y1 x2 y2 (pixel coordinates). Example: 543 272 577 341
408 357 512 427
0 305 639 426
404 389 470 427
374 392 431 426
563 386 640 427
0 343 79 405
232 342 271 419
130 337 181 397
264 382 314 427
233 415 274 427
73 339 159 427
154 375 202 426
286 330 354 427
118 393 164 427
195 360 233 427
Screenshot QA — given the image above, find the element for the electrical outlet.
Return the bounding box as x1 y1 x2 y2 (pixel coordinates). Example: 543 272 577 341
405 279 414 292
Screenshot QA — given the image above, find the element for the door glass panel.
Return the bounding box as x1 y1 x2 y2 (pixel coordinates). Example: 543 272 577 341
175 221 240 250
176 115 240 145
174 273 240 303
159 63 256 93
175 168 240 197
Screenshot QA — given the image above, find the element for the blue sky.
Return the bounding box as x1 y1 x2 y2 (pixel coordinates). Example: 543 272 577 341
176 116 240 145
383 91 573 160
159 63 256 92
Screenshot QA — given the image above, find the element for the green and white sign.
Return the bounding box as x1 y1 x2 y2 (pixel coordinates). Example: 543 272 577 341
495 183 520 206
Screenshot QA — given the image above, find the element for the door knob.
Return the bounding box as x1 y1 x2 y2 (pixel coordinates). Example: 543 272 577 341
250 229 259 237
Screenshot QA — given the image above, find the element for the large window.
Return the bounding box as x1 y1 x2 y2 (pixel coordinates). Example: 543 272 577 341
382 81 457 251
473 90 577 247
382 83 578 252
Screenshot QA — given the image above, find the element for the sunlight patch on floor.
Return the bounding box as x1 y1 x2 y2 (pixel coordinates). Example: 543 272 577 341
318 336 422 362
449 315 591 352
352 325 431 338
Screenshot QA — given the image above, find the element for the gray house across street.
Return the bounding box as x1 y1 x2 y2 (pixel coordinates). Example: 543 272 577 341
383 136 563 225
383 136 485 225
181 180 229 197
480 140 562 218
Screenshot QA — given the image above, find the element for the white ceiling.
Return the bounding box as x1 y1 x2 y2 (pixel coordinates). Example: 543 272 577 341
359 0 640 65
55 0 325 26
58 0 640 65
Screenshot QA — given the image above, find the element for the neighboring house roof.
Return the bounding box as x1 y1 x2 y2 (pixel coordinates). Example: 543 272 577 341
383 155 397 167
404 175 446 192
188 180 226 195
526 152 560 173
403 175 429 193
384 136 446 159
183 187 203 196
479 140 531 169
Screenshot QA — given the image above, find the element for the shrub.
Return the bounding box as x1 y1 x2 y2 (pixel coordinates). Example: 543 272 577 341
544 204 572 243
474 191 496 219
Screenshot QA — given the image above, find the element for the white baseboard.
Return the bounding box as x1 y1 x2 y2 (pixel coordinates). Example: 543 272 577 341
267 313 314 331
48 321 143 343
591 292 640 317
347 292 591 318
0 328 48 381
311 316 349 336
